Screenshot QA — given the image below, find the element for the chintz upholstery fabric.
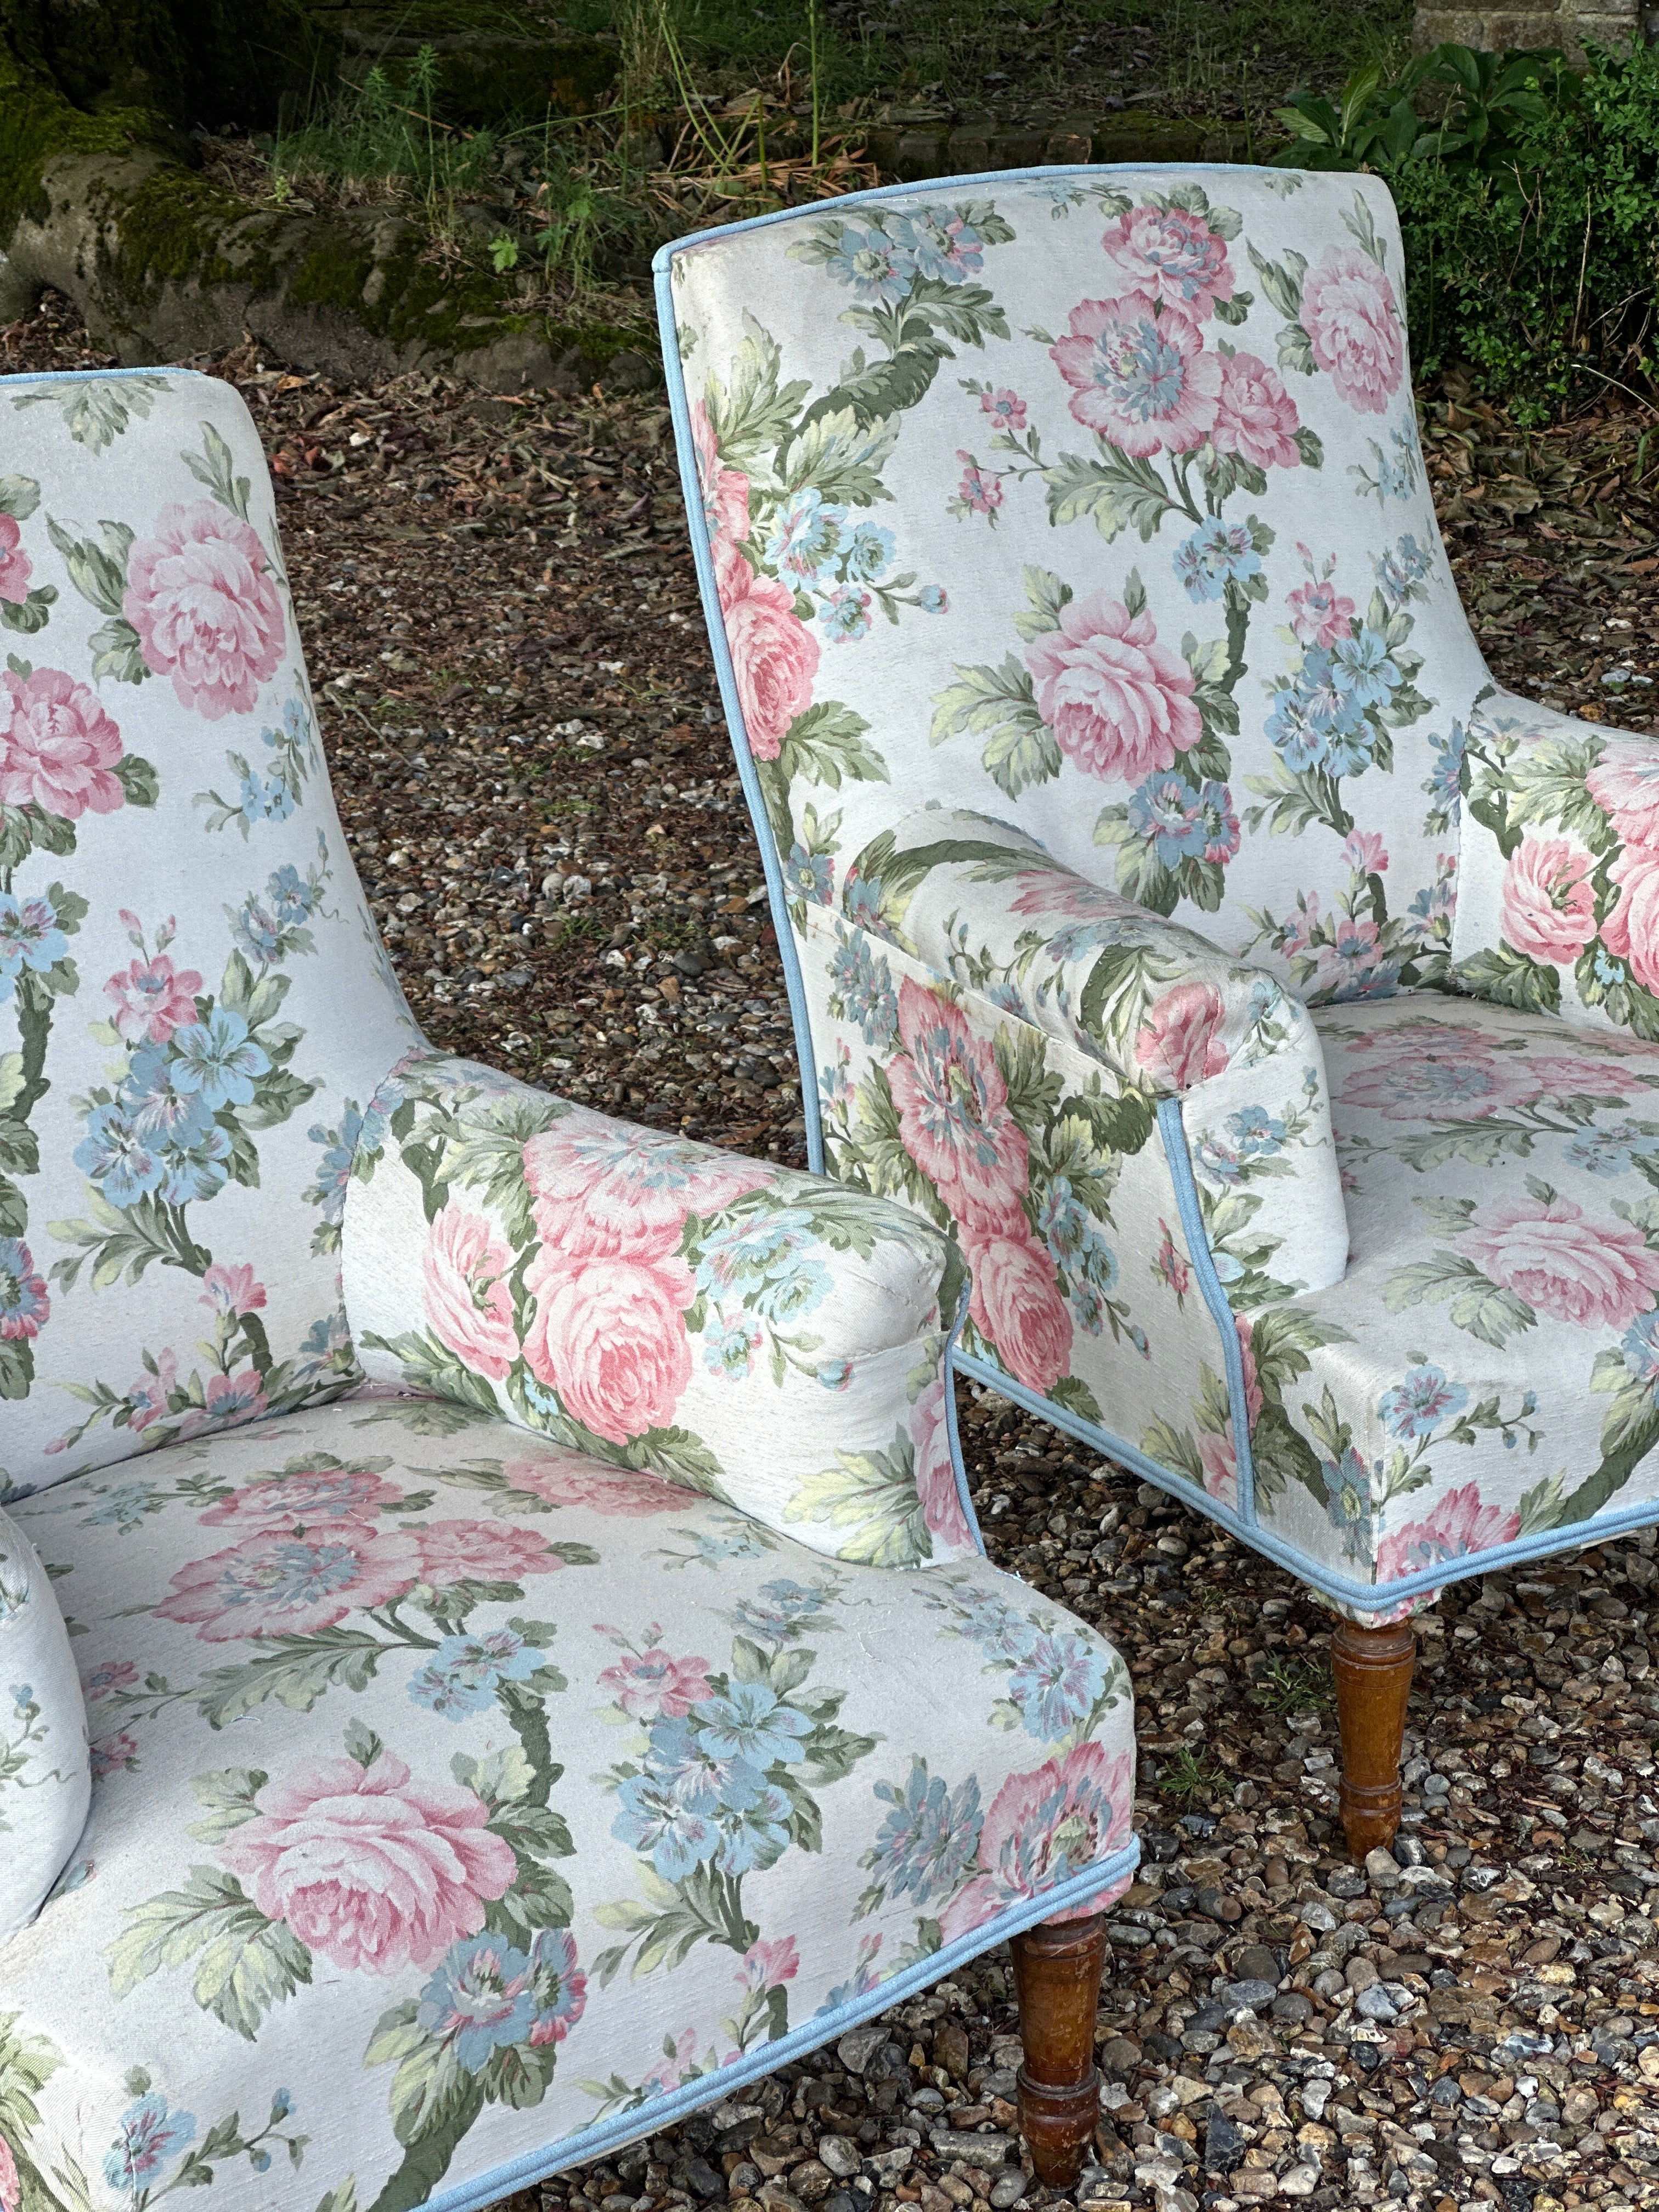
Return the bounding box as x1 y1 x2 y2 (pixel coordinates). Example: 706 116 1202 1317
656 163 1659 1617
0 371 420 1499
0 364 1141 2212
0 1504 89 1941
0 1400 1135 2212
339 1048 977 1568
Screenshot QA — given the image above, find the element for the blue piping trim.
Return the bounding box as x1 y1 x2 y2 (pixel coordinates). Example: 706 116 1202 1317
650 160 1295 277
0 366 205 386
1156 1097 1257 1528
954 1346 1659 1614
652 260 826 1175
941 1284 985 1559
417 1836 1142 2212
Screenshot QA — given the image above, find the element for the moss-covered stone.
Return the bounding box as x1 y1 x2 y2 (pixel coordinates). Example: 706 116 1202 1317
4 0 337 134
320 5 618 125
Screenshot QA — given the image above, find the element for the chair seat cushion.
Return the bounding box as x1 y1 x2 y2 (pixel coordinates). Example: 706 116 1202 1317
1237 994 1659 1603
0 1396 1135 2212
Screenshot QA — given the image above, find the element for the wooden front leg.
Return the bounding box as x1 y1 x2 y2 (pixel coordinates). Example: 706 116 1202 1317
1010 1912 1107 2187
1332 1618 1417 1859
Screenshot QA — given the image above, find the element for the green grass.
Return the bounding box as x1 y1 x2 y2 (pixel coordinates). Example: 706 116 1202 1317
1252 1652 1338 1719
1154 1746 1232 1805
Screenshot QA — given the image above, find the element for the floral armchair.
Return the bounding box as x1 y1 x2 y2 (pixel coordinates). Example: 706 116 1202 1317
658 162 1659 1852
0 370 1139 2212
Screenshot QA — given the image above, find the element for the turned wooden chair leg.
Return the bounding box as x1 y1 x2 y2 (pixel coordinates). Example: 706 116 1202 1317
1332 1618 1417 1859
1010 1912 1107 2188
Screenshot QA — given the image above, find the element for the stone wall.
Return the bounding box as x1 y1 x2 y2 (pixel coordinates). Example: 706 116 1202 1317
1413 0 1649 61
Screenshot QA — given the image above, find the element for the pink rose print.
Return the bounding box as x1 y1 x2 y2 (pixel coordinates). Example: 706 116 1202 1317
941 1740 1133 1941
505 1454 682 1516
0 665 125 819
1602 844 1659 995
715 545 819 761
1377 1481 1522 1584
1198 1431 1238 1509
955 451 1004 517
1025 591 1200 783
964 1227 1073 1396
1153 1218 1190 1301
1211 351 1302 471
156 1525 423 1639
200 1262 265 1318
912 1374 974 1551
413 1517 559 1587
690 398 752 550
423 1203 519 1382
1462 1193 1659 1329
980 388 1028 431
1338 1022 1514 1121
222 1748 516 1973
1134 981 1231 1091
125 1349 179 1432
1286 577 1356 650
523 1110 770 1265
82 1658 138 1702
1099 204 1234 321
1009 867 1132 924
200 1462 403 1533
596 1647 713 1721
1588 743 1659 854
523 1248 695 1446
738 1936 799 1992
1501 834 1598 966
1344 830 1389 877
888 978 1028 1235
0 514 32 605
91 1731 139 1780
0 2134 17 2212
123 499 286 719
104 952 203 1045
1300 249 1404 415
1049 296 1221 455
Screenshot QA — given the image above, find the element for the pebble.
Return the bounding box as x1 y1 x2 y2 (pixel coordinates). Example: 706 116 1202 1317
816 2140 859 2181
987 2175 1028 2209
1221 1977 1279 2013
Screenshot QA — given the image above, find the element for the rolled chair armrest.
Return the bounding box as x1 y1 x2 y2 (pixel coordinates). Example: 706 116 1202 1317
0 1505 91 1942
340 1050 979 1567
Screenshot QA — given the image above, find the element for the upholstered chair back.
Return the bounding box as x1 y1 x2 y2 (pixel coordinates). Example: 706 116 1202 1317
662 168 1491 1001
1 370 419 1496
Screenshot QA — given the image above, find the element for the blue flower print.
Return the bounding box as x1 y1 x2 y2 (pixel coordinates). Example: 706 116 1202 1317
917 584 948 614
157 1118 234 1206
891 208 984 283
866 1758 983 1903
1007 1630 1109 1740
1037 1176 1088 1260
943 1583 1040 1663
1226 1106 1285 1158
122 1043 213 1149
238 770 296 824
1322 1447 1378 1561
693 1681 812 1768
842 522 895 583
1378 1364 1469 1441
104 2092 197 2194
728 1577 836 1646
829 929 899 1049
612 1769 720 1880
408 1628 546 1718
647 1714 765 1817
844 870 884 931
416 1933 535 2070
695 1209 830 1327
232 897 284 969
703 1312 760 1380
1623 1311 1659 1399
0 1237 47 1339
1127 772 1209 866
1375 532 1433 608
766 488 846 582
825 223 916 304
0 890 66 1003
1173 518 1261 603
820 585 872 644
716 1779 794 1875
787 842 833 907
1330 627 1400 709
86 1480 165 1532
269 864 320 928
1565 1122 1659 1178
1424 721 1465 824
173 1007 269 1109
75 1102 165 1207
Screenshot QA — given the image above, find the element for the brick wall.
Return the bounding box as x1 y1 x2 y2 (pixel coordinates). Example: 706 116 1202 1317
1413 0 1645 62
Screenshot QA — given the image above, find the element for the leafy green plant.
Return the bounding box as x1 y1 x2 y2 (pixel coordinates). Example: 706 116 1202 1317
1273 42 1576 178
1154 1746 1232 1805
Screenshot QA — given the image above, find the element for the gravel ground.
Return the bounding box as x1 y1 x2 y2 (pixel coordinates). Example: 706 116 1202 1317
8 296 1659 2212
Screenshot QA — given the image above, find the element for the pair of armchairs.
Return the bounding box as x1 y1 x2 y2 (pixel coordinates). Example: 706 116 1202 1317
657 162 1659 1859
0 370 1133 2212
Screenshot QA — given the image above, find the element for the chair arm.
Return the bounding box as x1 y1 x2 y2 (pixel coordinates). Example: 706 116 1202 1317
339 1050 978 1567
844 806 1350 1297
0 1506 91 1941
1453 692 1659 1036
